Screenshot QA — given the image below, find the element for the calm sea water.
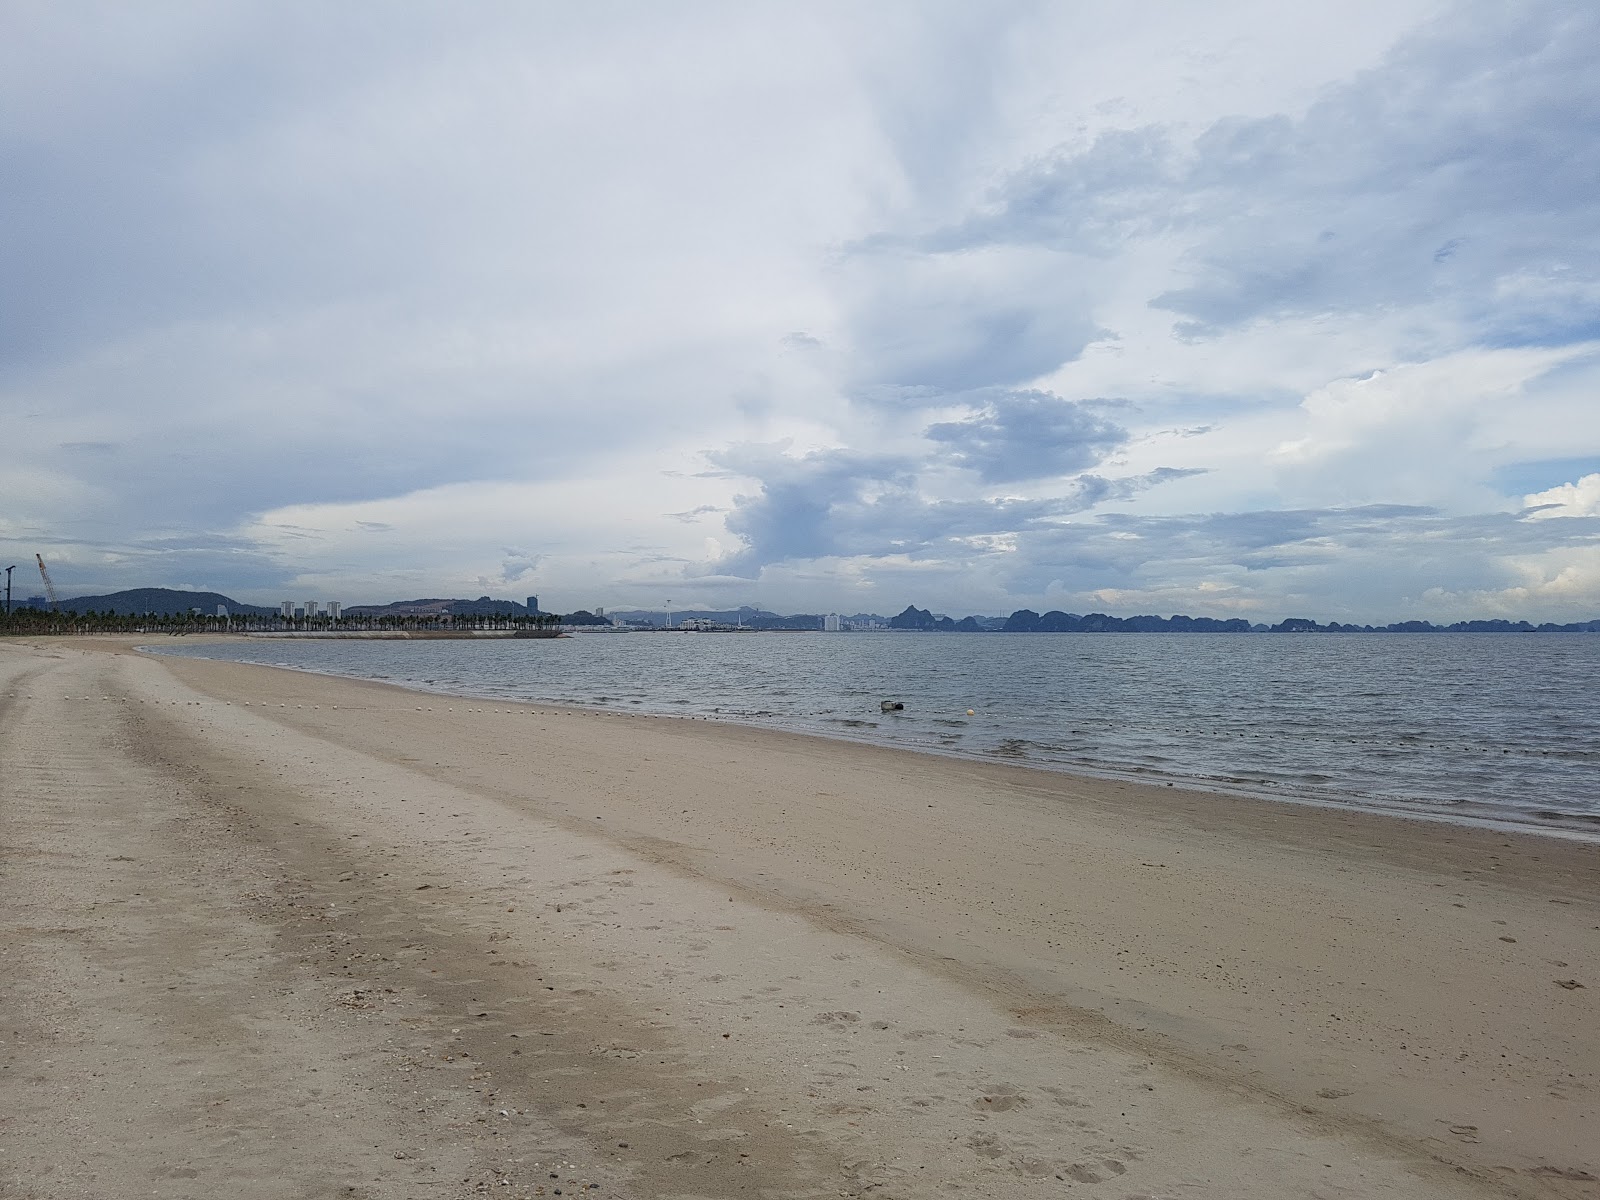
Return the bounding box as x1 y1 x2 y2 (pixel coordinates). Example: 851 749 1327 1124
149 632 1600 835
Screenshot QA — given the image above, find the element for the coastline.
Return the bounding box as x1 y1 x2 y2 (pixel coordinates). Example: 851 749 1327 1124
140 635 1600 841
3 636 1596 1198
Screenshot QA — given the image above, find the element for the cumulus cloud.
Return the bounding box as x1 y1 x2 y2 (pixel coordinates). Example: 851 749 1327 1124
1524 473 1600 519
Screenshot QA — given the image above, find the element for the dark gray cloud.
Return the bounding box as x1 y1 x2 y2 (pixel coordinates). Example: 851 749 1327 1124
706 442 1198 577
924 391 1128 482
705 446 913 575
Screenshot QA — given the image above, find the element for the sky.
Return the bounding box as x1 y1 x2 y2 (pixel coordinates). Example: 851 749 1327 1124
3 0 1599 622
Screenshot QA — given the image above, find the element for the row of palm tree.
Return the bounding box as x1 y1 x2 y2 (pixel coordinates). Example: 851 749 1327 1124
0 608 566 636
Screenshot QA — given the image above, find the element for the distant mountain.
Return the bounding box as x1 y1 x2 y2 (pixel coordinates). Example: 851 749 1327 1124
344 596 534 618
54 588 277 616
888 605 991 631
1002 609 1252 633
1265 616 1600 633
609 605 776 625
998 610 1600 633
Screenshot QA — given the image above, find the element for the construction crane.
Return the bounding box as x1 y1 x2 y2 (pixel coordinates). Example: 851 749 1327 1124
35 554 60 611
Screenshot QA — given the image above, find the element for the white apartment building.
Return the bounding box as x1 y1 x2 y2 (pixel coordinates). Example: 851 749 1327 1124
326 601 342 620
823 613 842 632
280 600 294 619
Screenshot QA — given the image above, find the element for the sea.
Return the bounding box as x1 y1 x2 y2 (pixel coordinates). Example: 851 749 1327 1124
148 632 1600 837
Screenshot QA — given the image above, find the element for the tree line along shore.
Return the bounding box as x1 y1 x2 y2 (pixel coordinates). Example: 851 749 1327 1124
0 608 578 636
6 605 1600 637
4 592 1597 637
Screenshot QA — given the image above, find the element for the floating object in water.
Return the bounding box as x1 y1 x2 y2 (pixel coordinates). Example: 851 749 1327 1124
880 699 904 712
966 708 975 716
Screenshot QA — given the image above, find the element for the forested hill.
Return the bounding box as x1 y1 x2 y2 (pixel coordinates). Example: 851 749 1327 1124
884 605 1600 633
997 609 1600 633
51 588 277 616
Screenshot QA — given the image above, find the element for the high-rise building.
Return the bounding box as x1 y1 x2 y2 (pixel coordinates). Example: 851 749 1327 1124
216 604 228 618
526 595 539 614
280 600 294 619
326 601 341 620
304 600 319 619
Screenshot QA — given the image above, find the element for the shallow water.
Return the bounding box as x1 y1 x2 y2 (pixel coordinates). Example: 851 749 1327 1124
151 632 1600 834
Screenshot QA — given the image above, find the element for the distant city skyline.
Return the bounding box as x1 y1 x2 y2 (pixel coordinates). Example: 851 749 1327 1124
3 2 1598 624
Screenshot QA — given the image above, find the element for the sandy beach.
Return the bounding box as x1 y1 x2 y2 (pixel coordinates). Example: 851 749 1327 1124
2 637 1596 1199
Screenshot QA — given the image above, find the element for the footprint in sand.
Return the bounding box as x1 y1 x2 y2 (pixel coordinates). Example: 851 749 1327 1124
811 1011 861 1028
974 1085 1029 1112
1061 1158 1129 1183
1040 1085 1084 1109
967 1132 1006 1160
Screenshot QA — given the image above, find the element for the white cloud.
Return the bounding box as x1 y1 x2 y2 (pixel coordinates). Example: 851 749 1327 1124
5 1 1600 622
233 451 737 611
1525 473 1600 519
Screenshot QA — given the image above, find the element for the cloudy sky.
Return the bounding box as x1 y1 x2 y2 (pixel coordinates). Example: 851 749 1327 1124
4 1 1598 621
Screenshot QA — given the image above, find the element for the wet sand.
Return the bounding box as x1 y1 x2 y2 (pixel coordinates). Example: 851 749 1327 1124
2 637 1596 1199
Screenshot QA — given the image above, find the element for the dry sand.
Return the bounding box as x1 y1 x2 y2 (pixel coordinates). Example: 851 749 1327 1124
1 637 1596 1199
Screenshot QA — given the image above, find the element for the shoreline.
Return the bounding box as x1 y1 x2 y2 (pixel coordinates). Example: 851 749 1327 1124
138 638 1600 843
5 636 1597 1197
243 629 566 639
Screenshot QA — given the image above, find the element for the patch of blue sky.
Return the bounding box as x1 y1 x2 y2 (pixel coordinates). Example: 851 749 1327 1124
1475 315 1600 351
1493 458 1600 496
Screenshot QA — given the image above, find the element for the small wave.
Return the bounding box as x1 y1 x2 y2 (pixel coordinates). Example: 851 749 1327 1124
1533 809 1600 825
